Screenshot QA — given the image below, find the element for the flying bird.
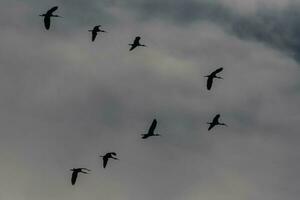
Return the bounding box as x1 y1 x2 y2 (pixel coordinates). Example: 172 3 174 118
99 152 119 168
39 6 61 30
205 67 223 90
70 168 91 185
129 36 146 51
207 114 227 131
142 119 160 139
88 25 106 42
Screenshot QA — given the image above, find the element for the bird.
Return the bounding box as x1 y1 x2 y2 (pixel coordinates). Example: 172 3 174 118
99 152 119 168
205 67 223 90
129 36 146 51
39 6 61 30
207 114 227 131
141 119 160 139
70 168 91 185
88 25 106 42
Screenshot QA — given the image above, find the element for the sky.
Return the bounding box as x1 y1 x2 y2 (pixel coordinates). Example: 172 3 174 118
0 0 300 200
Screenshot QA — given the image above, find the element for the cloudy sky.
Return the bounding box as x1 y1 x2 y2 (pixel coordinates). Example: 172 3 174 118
0 0 300 200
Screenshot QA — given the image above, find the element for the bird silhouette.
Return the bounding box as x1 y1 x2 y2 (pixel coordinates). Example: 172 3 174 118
39 6 61 30
205 67 223 90
88 25 106 42
207 114 227 131
142 119 160 139
70 168 91 185
129 36 146 51
99 152 119 168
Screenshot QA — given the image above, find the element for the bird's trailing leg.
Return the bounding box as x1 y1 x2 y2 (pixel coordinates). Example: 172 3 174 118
219 123 227 127
52 14 62 18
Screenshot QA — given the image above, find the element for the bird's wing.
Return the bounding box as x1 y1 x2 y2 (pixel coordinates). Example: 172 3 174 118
80 168 91 171
103 157 108 168
214 67 223 74
71 172 78 185
129 45 137 51
92 32 97 41
44 16 51 30
206 77 213 90
110 152 117 156
141 134 149 139
214 114 220 122
148 119 157 134
134 37 140 44
47 6 58 15
208 123 214 131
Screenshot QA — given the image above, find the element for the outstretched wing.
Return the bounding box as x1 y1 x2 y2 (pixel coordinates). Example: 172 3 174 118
213 114 220 122
44 16 51 30
141 134 149 139
129 44 137 51
208 123 215 131
214 67 223 74
211 67 223 77
103 157 108 168
148 119 157 134
80 168 91 171
92 31 97 41
46 6 58 15
71 171 78 185
134 36 140 44
206 76 213 90
109 152 117 156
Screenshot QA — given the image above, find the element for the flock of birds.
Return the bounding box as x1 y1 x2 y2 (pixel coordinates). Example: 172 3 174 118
40 6 227 186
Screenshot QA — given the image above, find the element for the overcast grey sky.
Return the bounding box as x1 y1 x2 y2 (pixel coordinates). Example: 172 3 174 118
0 0 300 200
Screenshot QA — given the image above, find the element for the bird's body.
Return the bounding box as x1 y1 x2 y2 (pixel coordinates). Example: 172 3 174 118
142 119 160 139
40 6 61 30
129 36 146 51
70 168 90 185
207 114 227 131
88 25 106 42
205 67 223 90
100 152 118 168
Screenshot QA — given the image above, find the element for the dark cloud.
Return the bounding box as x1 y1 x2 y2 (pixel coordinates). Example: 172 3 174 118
118 0 300 63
